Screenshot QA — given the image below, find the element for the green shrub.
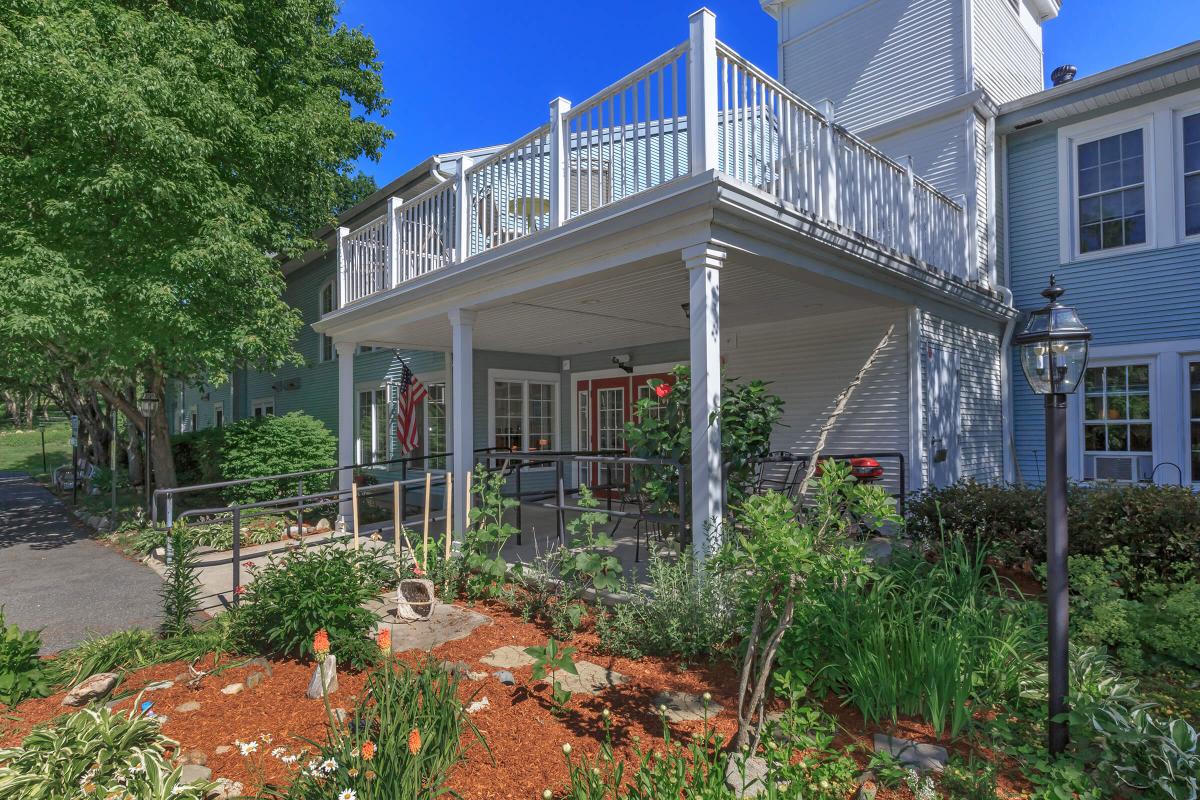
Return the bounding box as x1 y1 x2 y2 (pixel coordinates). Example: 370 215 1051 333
171 426 225 486
908 481 1200 593
235 545 396 668
0 607 51 706
596 552 734 663
278 658 486 800
219 412 337 504
0 705 211 799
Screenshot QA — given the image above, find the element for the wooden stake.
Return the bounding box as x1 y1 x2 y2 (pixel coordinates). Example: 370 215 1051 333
465 470 473 532
351 481 360 550
392 481 401 558
444 472 453 563
422 472 432 570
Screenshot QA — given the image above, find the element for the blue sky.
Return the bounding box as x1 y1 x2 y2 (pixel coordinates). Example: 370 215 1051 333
338 0 1200 182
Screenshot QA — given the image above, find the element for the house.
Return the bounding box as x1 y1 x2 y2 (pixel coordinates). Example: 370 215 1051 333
172 1 1090 557
1000 41 1200 487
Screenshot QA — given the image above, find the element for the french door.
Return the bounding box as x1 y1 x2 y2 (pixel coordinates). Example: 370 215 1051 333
575 372 672 496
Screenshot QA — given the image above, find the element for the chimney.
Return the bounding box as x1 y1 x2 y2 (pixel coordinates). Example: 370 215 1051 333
1051 65 1077 86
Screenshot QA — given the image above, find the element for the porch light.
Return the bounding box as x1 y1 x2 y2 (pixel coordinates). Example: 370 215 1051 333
1014 277 1091 395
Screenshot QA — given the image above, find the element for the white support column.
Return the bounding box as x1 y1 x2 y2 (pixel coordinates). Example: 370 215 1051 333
455 156 474 262
386 196 402 289
683 243 725 562
902 155 916 256
335 340 357 520
955 192 971 282
818 100 838 224
549 97 571 228
687 8 718 175
335 226 350 308
449 308 476 538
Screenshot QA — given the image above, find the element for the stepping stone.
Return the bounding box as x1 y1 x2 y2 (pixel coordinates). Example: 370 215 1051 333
385 604 491 653
652 690 721 722
180 764 212 784
177 748 207 766
63 672 120 706
214 745 233 756
549 661 627 695
481 645 536 669
176 701 202 713
144 680 174 691
220 682 244 696
871 733 948 773
245 671 265 690
725 753 769 798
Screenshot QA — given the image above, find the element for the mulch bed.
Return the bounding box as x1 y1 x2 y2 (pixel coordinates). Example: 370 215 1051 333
2 602 1034 799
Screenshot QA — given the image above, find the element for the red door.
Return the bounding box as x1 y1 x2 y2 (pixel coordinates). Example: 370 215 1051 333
575 372 672 498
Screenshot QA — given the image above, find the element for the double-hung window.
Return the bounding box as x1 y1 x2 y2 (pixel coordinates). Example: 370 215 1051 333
491 375 557 453
1077 129 1146 254
319 281 336 362
1189 361 1200 484
1083 364 1153 482
1183 112 1200 238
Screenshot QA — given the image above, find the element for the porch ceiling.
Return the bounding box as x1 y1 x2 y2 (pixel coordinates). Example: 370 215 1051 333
356 253 890 356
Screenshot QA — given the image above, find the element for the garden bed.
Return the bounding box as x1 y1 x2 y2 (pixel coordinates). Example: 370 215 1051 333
3 602 1033 799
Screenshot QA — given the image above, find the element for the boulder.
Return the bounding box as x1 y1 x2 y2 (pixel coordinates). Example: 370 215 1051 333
179 764 212 784
724 753 769 798
245 657 273 677
306 655 338 699
245 671 265 690
177 748 207 766
871 734 948 773
62 672 119 707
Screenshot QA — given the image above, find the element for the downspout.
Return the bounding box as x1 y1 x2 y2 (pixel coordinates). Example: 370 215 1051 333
999 288 1018 485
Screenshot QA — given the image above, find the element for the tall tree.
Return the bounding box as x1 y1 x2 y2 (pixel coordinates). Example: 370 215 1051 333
0 0 390 487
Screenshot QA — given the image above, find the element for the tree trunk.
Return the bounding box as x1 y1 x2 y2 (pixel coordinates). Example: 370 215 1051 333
2 392 19 427
147 378 177 489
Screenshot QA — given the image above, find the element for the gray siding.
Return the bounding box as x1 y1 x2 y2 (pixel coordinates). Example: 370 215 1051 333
971 0 1043 104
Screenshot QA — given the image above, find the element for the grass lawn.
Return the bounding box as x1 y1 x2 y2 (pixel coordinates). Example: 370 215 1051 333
0 421 71 481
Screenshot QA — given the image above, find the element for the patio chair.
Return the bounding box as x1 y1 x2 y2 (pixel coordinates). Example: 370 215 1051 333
53 457 95 493
397 218 451 278
474 187 522 249
751 451 804 498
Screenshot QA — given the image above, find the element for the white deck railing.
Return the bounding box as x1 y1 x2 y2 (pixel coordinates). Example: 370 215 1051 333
335 11 971 308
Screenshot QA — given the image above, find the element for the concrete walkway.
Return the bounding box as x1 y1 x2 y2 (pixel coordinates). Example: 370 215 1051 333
0 472 162 653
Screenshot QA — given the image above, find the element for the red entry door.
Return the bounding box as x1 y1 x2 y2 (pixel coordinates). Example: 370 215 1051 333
575 372 672 497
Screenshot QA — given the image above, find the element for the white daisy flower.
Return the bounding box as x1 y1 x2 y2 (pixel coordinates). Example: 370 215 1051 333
320 757 338 774
271 747 287 759
282 754 299 765
338 790 357 800
238 740 259 756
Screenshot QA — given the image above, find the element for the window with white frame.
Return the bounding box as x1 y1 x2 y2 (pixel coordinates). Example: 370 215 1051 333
252 398 275 418
492 376 557 452
1083 364 1153 482
189 406 198 433
1183 112 1200 238
424 382 447 469
319 281 336 362
214 403 224 429
1189 360 1200 484
1076 129 1146 254
358 387 388 465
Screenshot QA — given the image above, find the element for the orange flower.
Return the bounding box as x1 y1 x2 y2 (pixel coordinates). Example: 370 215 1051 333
313 629 330 660
408 727 421 755
376 629 391 655
361 740 375 761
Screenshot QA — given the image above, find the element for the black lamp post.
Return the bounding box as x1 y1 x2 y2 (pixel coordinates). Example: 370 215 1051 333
137 391 160 515
1014 276 1091 756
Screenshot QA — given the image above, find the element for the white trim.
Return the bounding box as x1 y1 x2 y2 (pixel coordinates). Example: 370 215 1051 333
354 383 389 465
251 397 275 417
318 279 337 362
569 361 680 382
1184 354 1200 486
213 402 225 429
486 368 561 460
1175 103 1200 244
907 307 925 487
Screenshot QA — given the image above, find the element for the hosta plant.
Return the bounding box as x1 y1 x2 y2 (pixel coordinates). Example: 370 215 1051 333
0 704 211 799
0 607 51 706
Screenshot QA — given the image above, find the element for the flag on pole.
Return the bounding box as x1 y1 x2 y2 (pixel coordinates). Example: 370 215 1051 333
394 361 428 454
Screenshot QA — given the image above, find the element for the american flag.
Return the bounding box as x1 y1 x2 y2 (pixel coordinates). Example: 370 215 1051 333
393 361 427 454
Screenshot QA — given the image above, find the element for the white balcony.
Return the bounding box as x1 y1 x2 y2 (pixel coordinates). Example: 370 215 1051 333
335 14 972 311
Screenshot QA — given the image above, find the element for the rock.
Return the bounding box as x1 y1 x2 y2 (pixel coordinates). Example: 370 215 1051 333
467 671 489 681
144 680 174 691
855 780 878 800
466 696 490 714
550 661 627 696
213 745 233 756
332 707 348 724
174 672 193 683
439 660 473 678
220 682 244 696
386 604 491 653
396 578 436 621
177 748 207 766
175 701 202 714
871 734 948 773
206 778 244 800
725 753 769 798
306 655 338 699
62 672 119 706
492 670 516 686
245 671 265 690
652 690 721 722
179 764 212 784
245 657 273 677
481 645 537 669
314 518 331 532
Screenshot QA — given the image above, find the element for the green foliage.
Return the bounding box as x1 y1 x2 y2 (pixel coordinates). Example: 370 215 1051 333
908 481 1200 592
525 638 578 713
171 514 289 552
624 365 784 515
160 527 202 638
761 704 861 797
235 545 395 669
559 485 622 595
219 413 337 504
171 426 224 486
279 658 486 800
939 754 999 800
0 607 51 706
596 552 734 662
463 468 519 595
0 705 211 799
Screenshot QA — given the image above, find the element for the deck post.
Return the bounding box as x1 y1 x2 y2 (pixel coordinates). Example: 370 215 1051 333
683 243 725 563
549 97 572 228
902 155 916 256
335 226 350 308
818 100 838 224
386 196 402 289
336 340 356 520
455 155 474 262
688 8 718 175
449 308 476 539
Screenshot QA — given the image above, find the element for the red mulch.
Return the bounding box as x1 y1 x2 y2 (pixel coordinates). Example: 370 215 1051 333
2 603 1034 799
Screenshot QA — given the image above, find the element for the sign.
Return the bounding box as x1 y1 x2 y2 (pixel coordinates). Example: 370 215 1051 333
69 437 77 448
70 415 79 434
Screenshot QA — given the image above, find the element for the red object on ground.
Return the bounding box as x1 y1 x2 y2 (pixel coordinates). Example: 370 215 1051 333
812 456 885 482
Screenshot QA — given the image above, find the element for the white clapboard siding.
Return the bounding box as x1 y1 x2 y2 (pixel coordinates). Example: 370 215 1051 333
723 308 911 492
776 0 965 132
971 0 1044 106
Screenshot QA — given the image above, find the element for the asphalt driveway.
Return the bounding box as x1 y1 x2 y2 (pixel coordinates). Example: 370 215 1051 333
0 472 162 653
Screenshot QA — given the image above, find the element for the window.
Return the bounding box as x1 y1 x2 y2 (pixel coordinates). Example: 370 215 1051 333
252 398 275 418
636 384 666 420
189 406 198 433
1083 364 1153 481
425 383 447 469
358 387 388 465
214 403 224 429
319 281 336 362
1184 112 1200 237
491 376 557 452
1190 361 1200 483
1077 130 1146 254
